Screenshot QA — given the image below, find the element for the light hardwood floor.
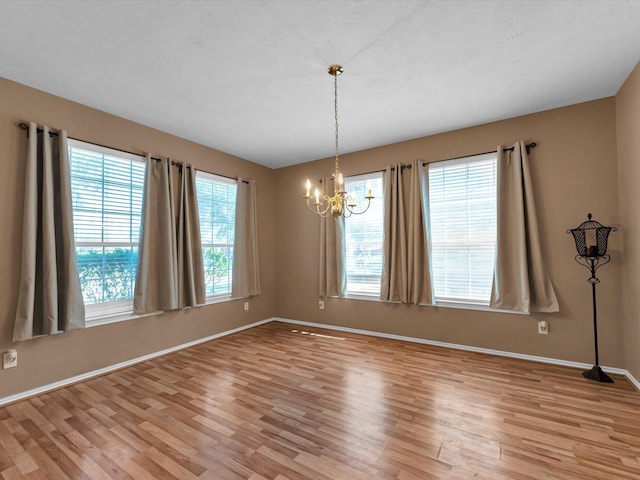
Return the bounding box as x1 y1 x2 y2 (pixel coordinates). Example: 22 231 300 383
1 321 640 479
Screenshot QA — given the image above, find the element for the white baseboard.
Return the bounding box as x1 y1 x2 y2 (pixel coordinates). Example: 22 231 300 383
2 316 637 407
271 317 639 389
0 319 272 407
626 370 640 390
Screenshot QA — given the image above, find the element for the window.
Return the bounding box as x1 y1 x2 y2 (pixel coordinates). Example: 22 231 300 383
195 172 236 298
344 172 384 296
68 139 146 320
428 153 497 305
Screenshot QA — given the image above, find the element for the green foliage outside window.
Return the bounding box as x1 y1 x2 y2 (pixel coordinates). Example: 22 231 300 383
76 247 232 304
76 248 137 304
203 247 231 293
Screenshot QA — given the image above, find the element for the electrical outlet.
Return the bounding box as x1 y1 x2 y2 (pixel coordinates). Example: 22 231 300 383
538 320 548 335
3 350 17 369
319 299 324 310
244 301 249 312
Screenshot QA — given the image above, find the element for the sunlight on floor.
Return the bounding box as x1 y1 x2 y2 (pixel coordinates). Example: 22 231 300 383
290 329 346 341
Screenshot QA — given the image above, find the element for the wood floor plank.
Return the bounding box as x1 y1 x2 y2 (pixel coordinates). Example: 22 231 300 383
2 321 640 479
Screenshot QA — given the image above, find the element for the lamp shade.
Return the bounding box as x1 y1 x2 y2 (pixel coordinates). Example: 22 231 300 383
569 213 615 258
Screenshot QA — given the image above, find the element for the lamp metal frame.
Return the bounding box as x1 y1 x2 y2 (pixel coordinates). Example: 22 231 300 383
568 213 616 383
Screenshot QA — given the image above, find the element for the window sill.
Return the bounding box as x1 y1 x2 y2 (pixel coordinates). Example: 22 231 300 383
334 294 528 315
85 295 243 328
86 309 161 328
433 300 529 315
204 294 237 305
344 293 380 302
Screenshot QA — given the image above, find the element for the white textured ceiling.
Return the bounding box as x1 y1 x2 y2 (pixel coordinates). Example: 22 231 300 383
0 1 639 169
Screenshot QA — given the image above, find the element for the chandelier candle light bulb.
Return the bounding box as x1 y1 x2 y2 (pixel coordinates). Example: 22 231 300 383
302 65 373 218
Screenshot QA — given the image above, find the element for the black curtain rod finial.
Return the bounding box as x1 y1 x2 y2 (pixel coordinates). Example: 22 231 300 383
526 142 537 155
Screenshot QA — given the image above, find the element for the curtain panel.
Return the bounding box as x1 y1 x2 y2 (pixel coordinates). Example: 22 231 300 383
134 156 205 314
407 161 434 305
380 162 434 304
176 163 206 307
490 141 559 313
14 122 85 341
232 178 261 298
380 164 408 301
319 176 346 298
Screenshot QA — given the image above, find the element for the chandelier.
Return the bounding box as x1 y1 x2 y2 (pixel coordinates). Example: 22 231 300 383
303 65 373 218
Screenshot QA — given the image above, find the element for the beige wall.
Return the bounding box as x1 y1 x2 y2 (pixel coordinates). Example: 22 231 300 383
275 98 623 367
0 77 277 398
0 73 631 400
616 62 640 380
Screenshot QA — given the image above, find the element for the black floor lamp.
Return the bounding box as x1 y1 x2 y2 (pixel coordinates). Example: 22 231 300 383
568 213 616 383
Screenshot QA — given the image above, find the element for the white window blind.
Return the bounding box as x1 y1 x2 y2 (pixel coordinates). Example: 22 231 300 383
344 172 384 296
195 171 237 297
68 139 145 319
428 153 497 304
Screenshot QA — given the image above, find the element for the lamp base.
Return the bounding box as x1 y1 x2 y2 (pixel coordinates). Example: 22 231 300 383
582 365 614 383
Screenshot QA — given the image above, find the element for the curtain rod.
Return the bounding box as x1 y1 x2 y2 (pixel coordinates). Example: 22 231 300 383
17 122 248 184
424 142 537 164
350 142 537 177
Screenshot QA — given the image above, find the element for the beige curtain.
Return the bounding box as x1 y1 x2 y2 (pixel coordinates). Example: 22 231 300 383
407 161 434 305
319 177 346 298
381 164 408 302
381 162 434 304
134 156 205 313
14 122 85 341
490 142 559 313
232 178 261 297
177 164 206 307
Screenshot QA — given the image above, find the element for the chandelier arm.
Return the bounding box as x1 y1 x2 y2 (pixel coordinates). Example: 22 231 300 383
345 197 372 215
306 198 332 216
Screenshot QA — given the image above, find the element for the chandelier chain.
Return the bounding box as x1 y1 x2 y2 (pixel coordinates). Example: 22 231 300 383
334 72 339 174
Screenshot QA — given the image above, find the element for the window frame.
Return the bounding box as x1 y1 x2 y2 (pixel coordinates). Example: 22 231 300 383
343 171 385 298
68 139 146 325
195 170 237 301
427 152 498 307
